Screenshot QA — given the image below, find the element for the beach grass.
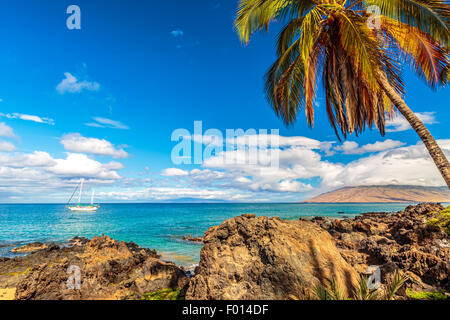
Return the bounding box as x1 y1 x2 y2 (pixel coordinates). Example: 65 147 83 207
141 288 181 300
426 206 450 235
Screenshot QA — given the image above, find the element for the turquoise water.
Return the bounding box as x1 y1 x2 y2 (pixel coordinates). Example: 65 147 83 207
0 203 433 266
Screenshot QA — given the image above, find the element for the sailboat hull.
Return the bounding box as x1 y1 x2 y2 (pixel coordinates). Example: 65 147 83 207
68 206 100 212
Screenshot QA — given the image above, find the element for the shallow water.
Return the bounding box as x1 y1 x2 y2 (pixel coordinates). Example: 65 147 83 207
0 203 441 266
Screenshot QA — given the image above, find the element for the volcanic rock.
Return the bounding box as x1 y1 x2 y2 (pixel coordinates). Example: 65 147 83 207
12 235 187 300
10 242 48 253
186 215 359 300
313 202 449 291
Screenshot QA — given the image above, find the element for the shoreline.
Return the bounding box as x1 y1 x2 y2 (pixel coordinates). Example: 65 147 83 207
1 202 448 264
1 238 202 268
0 202 448 300
0 203 423 265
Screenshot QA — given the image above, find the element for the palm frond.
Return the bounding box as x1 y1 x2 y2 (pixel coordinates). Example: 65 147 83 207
235 0 316 44
364 0 450 45
382 17 448 88
324 45 348 140
265 54 305 125
442 62 450 83
235 0 448 140
337 10 381 88
277 18 304 55
299 6 324 62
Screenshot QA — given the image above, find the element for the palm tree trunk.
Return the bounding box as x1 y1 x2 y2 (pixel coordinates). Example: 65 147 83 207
377 71 450 189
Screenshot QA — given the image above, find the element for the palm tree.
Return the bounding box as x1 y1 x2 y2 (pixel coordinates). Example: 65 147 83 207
235 0 450 188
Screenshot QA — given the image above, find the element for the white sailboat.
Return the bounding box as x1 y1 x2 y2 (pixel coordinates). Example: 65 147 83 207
67 179 100 212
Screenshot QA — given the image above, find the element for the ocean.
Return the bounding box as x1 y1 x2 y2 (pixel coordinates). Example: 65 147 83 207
0 203 441 266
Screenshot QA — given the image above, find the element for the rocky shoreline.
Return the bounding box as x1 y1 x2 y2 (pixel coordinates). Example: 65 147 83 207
311 203 449 293
0 203 448 300
0 235 189 300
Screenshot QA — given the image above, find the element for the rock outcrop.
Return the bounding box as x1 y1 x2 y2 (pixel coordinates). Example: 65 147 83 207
10 236 188 300
186 214 359 300
312 203 450 292
10 242 48 253
182 235 203 243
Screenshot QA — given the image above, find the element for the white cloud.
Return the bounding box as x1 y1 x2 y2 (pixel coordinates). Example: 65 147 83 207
202 147 318 193
170 29 184 37
194 132 332 149
174 133 446 199
48 153 122 179
56 72 100 94
0 141 16 152
86 117 129 130
189 168 227 180
1 113 54 125
324 140 450 188
0 150 124 202
0 122 14 137
0 126 126 201
61 133 129 158
162 168 189 176
335 139 406 155
56 134 445 203
386 112 437 132
192 134 333 194
98 187 248 202
190 133 336 158
0 151 56 168
190 135 449 197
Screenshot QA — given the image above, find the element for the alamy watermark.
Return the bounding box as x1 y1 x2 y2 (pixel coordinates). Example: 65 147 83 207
366 5 381 30
66 5 81 30
64 4 382 31
171 121 280 168
366 265 381 289
66 265 81 290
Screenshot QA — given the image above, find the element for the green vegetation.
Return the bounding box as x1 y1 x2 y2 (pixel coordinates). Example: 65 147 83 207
352 276 382 300
384 271 407 301
1 267 32 277
312 271 407 300
141 288 181 300
406 289 448 300
426 206 450 235
312 278 348 300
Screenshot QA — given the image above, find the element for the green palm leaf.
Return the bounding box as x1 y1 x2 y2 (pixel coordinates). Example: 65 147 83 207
365 0 450 44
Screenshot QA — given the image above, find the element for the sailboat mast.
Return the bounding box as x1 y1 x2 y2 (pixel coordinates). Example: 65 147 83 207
78 178 84 204
67 178 99 212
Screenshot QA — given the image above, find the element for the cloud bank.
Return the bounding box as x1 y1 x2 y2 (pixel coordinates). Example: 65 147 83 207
0 128 448 202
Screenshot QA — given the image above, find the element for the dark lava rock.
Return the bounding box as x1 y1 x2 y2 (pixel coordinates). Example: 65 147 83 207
3 235 187 300
312 202 449 292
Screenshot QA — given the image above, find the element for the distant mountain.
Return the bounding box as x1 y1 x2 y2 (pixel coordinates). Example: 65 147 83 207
303 185 450 203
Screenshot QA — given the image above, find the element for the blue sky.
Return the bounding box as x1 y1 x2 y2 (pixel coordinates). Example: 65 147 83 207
0 0 448 203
